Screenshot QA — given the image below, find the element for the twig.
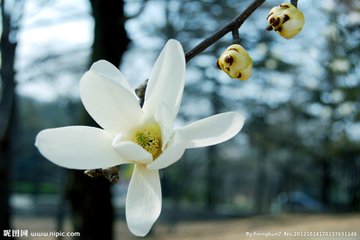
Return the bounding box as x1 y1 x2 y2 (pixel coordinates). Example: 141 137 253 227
135 79 148 107
136 0 266 101
232 29 241 44
291 0 298 7
84 166 120 184
185 0 266 62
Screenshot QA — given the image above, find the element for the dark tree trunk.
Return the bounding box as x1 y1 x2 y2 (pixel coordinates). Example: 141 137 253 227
320 158 331 206
205 83 223 211
254 155 267 213
66 1 130 239
349 155 360 211
205 146 217 211
90 0 129 64
0 0 18 232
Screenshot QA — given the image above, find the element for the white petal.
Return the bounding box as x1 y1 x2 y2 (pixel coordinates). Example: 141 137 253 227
154 103 173 149
35 126 128 170
174 112 245 148
90 60 133 92
147 143 186 170
143 39 185 121
80 71 143 135
126 164 161 237
112 137 153 164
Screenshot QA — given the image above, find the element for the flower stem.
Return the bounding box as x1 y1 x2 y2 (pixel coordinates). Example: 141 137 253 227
291 0 298 7
232 29 241 44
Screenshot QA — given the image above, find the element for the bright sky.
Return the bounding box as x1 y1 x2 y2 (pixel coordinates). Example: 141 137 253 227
15 0 167 102
15 0 93 102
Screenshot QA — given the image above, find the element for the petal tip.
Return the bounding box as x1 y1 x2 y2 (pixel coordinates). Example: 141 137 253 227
167 39 181 47
34 129 51 150
34 132 42 147
234 112 246 131
163 39 185 61
90 59 112 69
128 226 151 237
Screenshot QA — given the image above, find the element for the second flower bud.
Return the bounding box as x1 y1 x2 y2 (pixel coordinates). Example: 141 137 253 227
217 44 253 81
266 3 305 39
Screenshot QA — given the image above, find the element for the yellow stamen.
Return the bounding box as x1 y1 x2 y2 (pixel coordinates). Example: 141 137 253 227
132 122 162 159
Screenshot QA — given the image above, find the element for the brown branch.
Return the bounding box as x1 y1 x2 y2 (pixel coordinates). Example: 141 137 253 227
135 0 266 101
185 0 266 62
84 166 120 184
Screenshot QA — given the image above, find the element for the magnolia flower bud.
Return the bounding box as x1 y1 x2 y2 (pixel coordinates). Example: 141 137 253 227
266 3 304 39
217 44 252 81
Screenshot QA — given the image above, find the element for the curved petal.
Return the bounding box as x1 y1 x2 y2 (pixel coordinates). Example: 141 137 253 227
173 112 245 148
35 126 128 170
112 137 153 164
126 164 161 237
80 71 143 135
147 143 186 170
143 39 185 121
154 103 173 149
90 60 133 93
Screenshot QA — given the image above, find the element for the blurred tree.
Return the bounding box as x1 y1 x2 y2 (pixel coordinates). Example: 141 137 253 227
159 0 233 211
0 0 23 231
114 0 359 217
65 1 130 239
157 0 273 213
313 4 360 209
154 0 360 214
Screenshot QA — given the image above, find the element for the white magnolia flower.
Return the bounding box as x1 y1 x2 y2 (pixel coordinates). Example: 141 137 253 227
35 39 245 237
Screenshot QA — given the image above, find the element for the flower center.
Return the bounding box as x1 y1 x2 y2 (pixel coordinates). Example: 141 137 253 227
132 122 162 159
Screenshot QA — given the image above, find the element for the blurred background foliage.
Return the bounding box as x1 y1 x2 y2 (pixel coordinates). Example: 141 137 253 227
1 0 359 238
